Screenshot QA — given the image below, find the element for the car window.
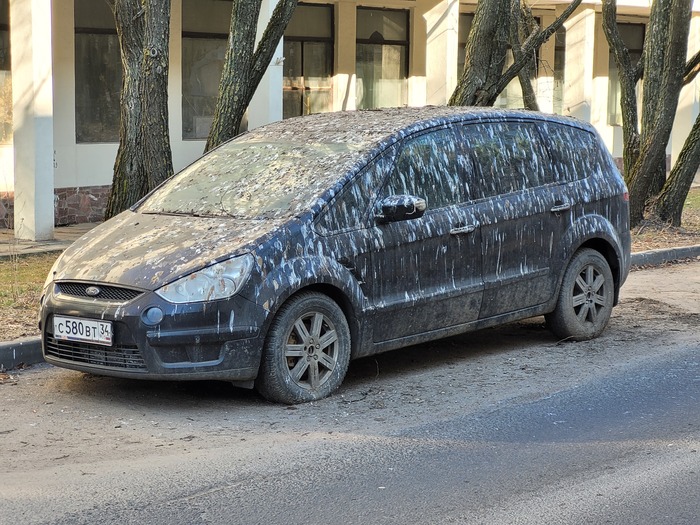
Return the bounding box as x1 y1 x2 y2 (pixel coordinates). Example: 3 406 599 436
316 151 394 233
460 122 551 197
541 123 599 183
381 128 476 209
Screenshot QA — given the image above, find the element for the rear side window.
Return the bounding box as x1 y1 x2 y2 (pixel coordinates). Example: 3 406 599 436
460 122 551 197
541 123 599 183
382 128 477 210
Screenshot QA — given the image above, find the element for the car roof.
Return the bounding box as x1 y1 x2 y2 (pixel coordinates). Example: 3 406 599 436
234 106 590 152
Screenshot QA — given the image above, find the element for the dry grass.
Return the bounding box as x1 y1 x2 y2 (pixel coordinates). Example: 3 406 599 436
632 187 700 252
0 253 58 342
1 188 699 343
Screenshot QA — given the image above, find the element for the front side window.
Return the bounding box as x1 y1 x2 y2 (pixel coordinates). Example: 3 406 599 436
283 4 333 119
356 8 408 110
382 128 474 210
317 152 392 233
74 0 121 143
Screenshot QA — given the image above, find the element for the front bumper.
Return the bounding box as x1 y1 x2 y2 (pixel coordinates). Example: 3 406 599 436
40 282 268 382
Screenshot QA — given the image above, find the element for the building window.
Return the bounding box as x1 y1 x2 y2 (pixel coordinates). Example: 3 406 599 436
74 1 121 143
283 3 333 119
0 0 12 145
182 34 227 139
457 13 474 75
553 27 566 115
608 22 644 126
356 8 408 110
182 0 232 140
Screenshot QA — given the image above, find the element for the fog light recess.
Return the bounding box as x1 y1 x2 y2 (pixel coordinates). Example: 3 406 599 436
143 307 165 325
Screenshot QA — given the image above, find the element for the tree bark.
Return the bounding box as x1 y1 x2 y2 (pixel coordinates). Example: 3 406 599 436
641 0 673 195
601 0 640 180
626 0 692 226
450 0 581 107
105 0 173 220
655 111 700 225
510 1 539 111
449 0 510 106
205 0 298 152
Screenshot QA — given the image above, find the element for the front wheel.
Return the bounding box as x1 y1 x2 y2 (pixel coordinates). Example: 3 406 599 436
546 248 615 341
255 292 351 404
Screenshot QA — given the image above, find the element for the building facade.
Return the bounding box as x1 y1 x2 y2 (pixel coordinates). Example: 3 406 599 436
1 0 700 240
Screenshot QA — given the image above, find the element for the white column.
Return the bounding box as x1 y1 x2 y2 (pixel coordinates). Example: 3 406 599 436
414 0 459 106
537 13 557 114
11 0 54 241
563 8 612 148
334 1 357 111
671 13 700 168
248 0 284 129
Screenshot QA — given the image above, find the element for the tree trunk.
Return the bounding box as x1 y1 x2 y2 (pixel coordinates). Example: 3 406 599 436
205 0 298 152
655 112 700 225
449 0 509 107
640 0 672 197
511 0 539 111
601 0 640 180
105 0 173 220
450 0 581 107
626 0 692 225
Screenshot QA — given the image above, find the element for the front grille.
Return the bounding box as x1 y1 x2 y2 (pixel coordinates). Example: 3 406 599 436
56 282 143 303
44 335 147 371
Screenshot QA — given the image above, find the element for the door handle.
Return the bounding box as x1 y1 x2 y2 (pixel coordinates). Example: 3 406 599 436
450 224 478 235
550 202 572 213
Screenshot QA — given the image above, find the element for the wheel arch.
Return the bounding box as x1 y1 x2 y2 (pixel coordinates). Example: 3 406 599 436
258 281 365 362
571 238 623 305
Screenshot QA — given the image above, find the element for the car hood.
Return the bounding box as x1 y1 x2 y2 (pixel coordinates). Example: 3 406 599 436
52 210 283 290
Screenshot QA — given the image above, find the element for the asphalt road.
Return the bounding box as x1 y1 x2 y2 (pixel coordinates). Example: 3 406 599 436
1 262 699 525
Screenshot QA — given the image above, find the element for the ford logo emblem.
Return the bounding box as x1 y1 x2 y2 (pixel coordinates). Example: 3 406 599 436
85 286 101 297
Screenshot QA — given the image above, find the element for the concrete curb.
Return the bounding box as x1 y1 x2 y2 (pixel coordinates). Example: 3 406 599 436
0 336 43 371
630 244 700 267
3 244 700 371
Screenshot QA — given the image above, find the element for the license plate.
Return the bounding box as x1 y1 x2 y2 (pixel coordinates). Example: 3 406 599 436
53 316 113 346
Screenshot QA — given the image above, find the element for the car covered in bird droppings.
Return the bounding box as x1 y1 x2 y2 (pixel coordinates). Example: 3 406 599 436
40 106 631 404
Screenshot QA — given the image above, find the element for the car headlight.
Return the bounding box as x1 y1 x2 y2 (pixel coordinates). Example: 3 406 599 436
155 254 254 304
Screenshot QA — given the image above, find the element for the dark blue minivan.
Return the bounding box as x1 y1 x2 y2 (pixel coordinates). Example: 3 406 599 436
40 107 631 403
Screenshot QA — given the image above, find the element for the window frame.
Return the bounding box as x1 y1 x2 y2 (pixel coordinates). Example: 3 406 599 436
355 6 410 110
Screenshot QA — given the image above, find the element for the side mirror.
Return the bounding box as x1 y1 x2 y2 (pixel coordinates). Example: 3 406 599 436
376 195 427 223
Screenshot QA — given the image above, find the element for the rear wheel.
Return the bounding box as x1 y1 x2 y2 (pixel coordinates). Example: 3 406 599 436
255 292 351 404
546 248 615 341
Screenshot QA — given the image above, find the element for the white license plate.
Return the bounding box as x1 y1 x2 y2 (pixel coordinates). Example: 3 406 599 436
53 316 113 347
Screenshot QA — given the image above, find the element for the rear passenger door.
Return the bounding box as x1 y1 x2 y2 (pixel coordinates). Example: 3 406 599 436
459 121 569 319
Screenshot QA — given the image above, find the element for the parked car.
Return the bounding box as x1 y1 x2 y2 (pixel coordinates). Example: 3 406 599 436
40 107 631 404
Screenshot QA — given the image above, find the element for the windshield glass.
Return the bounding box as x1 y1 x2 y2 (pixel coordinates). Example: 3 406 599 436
139 140 363 219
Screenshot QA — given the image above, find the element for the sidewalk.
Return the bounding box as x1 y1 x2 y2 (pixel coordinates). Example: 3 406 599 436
1 223 700 370
0 223 99 259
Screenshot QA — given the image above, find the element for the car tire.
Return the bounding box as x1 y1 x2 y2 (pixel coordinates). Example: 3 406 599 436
546 248 615 341
255 292 351 404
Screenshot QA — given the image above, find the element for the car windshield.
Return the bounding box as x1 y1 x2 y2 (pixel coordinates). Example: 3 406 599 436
138 140 363 219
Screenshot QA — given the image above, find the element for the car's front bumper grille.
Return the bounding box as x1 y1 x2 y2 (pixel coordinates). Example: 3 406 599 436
56 282 144 303
44 335 147 371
